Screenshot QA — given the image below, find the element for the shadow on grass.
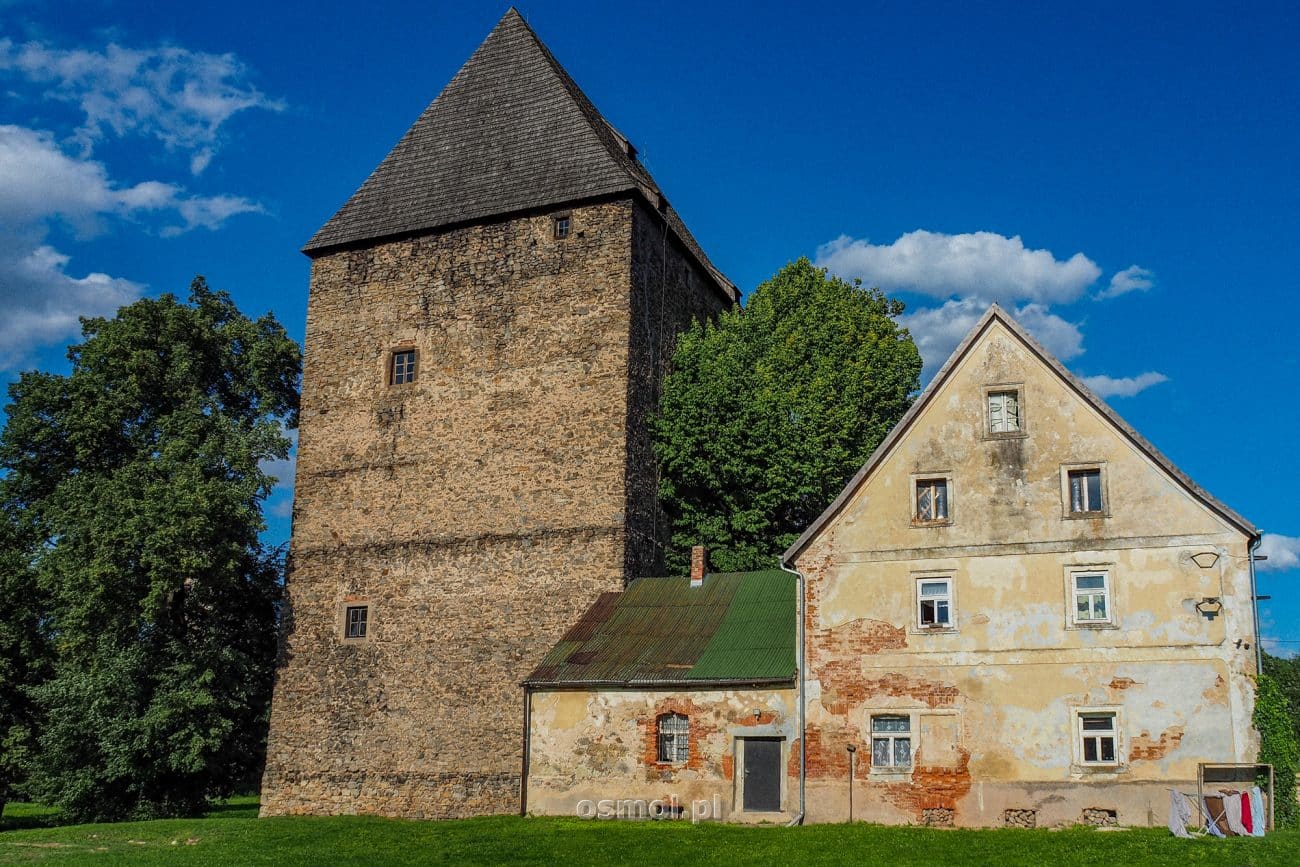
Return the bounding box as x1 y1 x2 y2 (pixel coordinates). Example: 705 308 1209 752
1 803 62 832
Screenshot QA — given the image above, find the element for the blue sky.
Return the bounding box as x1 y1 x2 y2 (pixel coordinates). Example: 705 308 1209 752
2 1 1297 651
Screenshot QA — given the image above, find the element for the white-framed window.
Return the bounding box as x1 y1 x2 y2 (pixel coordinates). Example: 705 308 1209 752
1077 712 1119 766
914 477 950 523
656 712 689 764
1071 570 1112 625
988 389 1021 433
1067 468 1104 514
554 215 571 239
917 577 953 628
870 715 912 769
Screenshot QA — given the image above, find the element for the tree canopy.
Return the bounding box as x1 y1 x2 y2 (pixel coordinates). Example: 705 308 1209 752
653 258 922 574
0 278 300 821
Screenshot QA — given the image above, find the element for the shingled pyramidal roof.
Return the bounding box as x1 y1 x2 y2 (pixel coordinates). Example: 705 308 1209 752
305 9 736 299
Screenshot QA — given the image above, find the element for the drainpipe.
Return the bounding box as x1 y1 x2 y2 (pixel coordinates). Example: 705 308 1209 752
520 685 531 817
1248 535 1264 675
779 561 806 825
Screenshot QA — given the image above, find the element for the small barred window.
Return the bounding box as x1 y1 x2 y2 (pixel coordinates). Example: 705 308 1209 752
656 712 689 763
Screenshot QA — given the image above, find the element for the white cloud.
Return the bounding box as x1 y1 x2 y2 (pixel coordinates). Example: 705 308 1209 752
816 230 1101 305
1080 371 1169 398
901 298 1085 380
1098 265 1154 300
0 125 261 234
0 232 142 369
0 38 283 173
0 125 262 368
1258 533 1300 572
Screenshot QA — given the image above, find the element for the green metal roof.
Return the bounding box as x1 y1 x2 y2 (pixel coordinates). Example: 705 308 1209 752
524 569 795 688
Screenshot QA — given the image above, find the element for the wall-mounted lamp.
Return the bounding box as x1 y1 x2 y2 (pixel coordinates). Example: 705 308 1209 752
1195 597 1223 620
1190 551 1221 569
752 708 762 722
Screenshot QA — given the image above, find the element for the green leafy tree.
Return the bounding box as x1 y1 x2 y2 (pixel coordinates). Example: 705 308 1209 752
0 278 300 821
0 507 50 817
1254 672 1300 827
1263 650 1300 747
654 258 921 573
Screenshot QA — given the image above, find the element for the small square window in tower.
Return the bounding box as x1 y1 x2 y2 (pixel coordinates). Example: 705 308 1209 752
871 715 911 768
553 215 571 239
656 712 689 763
988 389 1021 433
344 605 368 640
916 478 949 523
1068 468 1103 514
390 349 417 385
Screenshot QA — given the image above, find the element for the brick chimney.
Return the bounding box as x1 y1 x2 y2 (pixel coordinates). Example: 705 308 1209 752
690 545 707 587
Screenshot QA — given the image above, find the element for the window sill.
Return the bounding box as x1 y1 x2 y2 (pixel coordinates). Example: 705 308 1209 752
910 520 953 529
1067 621 1118 631
983 431 1028 441
869 767 912 779
1071 763 1127 777
1064 511 1109 521
912 625 958 635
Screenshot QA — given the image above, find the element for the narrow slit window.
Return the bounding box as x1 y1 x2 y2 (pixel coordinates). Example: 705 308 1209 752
988 390 1021 433
916 478 949 522
918 578 952 628
344 605 368 640
1079 713 1117 765
656 712 689 764
391 349 417 385
871 715 911 768
1068 469 1103 514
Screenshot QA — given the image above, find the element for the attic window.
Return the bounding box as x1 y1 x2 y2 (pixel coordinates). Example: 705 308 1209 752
988 389 1021 433
1068 468 1104 514
554 215 571 239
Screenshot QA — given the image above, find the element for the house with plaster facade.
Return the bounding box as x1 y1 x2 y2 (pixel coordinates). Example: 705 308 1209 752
527 305 1262 827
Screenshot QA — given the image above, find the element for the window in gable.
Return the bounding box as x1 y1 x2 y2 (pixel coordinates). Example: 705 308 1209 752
988 389 1021 433
554 215 571 239
656 712 689 764
1068 468 1104 514
915 477 950 523
917 577 953 628
1071 571 1112 625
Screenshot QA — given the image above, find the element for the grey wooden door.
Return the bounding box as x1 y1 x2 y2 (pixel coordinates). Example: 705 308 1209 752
743 738 782 812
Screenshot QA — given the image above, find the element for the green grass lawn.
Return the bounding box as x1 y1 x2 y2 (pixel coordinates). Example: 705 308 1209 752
2 799 1297 866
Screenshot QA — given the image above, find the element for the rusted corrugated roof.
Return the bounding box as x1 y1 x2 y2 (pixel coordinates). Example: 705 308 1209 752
524 569 795 688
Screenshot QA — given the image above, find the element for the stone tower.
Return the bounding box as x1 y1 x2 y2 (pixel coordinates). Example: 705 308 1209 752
260 9 737 818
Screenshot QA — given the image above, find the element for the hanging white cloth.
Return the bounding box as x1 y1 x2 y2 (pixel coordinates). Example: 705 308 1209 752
1222 791 1248 836
1167 789 1194 838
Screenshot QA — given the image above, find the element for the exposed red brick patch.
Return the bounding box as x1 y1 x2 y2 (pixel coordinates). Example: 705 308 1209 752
1108 677 1138 690
875 747 973 821
1128 726 1185 762
819 669 960 717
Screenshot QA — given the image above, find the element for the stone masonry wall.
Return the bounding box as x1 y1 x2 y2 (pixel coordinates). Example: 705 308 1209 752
261 197 733 818
624 201 732 577
264 201 634 818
